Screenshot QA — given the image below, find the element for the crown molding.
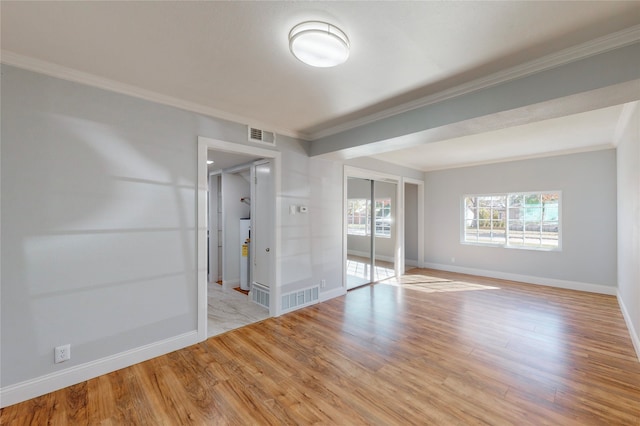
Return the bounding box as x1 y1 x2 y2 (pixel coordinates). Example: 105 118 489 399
3 23 639 143
307 24 640 141
0 50 303 141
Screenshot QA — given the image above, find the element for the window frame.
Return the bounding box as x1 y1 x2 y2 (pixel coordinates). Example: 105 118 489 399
346 198 369 236
374 198 392 238
347 197 392 238
461 191 561 251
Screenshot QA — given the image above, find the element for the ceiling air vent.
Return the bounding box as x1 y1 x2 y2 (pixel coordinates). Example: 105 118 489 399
248 126 276 145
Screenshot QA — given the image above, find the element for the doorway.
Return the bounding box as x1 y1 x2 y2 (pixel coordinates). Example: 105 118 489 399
207 159 274 337
197 137 280 342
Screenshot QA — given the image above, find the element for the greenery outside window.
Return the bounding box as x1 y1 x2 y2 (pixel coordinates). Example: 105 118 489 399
463 191 560 250
347 198 391 238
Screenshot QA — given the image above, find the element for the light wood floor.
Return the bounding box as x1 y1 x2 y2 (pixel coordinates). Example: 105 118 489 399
2 269 640 425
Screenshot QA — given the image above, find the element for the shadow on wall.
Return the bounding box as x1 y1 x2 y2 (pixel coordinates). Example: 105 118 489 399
2 112 194 385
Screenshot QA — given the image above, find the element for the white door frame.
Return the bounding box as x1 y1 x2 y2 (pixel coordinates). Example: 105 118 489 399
197 136 281 342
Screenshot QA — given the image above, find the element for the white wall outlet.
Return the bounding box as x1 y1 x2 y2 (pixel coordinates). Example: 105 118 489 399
451 257 456 263
289 205 297 215
54 344 71 363
320 279 326 288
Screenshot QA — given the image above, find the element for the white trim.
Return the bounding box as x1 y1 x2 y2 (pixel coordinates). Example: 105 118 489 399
423 262 617 296
1 50 302 140
395 176 404 277
307 25 640 140
613 101 640 147
319 286 347 303
617 292 640 362
0 331 198 409
460 190 562 252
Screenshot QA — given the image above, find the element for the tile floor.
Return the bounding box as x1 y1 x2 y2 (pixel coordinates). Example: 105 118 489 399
207 282 270 338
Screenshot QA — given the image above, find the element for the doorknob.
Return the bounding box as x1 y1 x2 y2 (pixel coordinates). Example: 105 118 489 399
265 248 270 252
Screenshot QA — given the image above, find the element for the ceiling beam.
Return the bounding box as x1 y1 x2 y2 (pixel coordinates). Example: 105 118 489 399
310 43 640 160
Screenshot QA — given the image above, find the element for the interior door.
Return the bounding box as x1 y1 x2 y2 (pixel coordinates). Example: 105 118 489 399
252 161 273 288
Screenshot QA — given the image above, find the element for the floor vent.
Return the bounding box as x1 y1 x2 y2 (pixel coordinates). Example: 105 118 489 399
248 126 276 145
251 282 270 309
281 286 319 313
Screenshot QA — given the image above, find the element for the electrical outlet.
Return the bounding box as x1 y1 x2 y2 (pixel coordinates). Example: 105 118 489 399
320 279 326 288
54 344 71 364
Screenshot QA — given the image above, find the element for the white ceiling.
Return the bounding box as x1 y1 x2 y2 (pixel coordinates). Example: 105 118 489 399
207 151 262 173
2 1 639 171
372 104 628 171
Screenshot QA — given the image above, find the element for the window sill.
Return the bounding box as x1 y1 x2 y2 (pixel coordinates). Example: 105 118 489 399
460 241 561 252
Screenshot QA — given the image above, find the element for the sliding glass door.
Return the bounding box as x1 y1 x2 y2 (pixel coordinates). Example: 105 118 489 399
346 177 397 290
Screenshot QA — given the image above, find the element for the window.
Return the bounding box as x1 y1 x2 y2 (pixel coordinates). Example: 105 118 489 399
347 198 392 238
463 191 560 250
347 198 369 236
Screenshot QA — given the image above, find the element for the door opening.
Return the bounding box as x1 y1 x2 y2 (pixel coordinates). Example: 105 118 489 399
197 136 280 342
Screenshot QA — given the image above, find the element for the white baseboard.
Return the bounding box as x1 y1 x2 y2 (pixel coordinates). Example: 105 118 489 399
422 262 617 295
320 286 347 303
347 250 395 264
617 292 640 362
0 331 198 408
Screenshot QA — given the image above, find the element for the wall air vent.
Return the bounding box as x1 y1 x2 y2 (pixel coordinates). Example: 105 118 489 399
248 126 276 145
281 285 319 313
251 282 270 309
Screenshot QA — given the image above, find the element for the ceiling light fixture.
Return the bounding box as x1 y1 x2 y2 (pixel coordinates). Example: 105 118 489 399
289 21 350 68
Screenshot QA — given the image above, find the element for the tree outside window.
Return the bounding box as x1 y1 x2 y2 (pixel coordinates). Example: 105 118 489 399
464 191 560 250
347 198 392 238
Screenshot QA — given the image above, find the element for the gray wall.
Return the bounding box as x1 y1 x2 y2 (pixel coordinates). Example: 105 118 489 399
404 182 419 264
0 65 343 389
424 150 617 287
616 103 640 353
278 137 343 296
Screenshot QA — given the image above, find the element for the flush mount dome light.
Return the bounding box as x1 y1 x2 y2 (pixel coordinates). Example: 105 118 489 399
289 21 350 68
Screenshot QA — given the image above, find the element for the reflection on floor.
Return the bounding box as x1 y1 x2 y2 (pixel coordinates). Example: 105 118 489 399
207 282 269 338
346 255 395 289
379 270 500 293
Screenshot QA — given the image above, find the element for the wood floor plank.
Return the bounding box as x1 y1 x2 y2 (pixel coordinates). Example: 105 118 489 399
2 268 639 425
